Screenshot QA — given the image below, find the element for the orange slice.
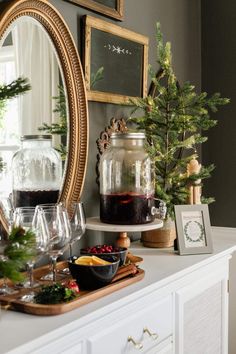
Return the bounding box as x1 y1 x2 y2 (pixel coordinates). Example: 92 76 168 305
75 255 112 266
75 256 92 265
91 256 112 265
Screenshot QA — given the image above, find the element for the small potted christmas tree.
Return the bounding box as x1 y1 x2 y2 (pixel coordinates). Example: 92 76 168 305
130 24 229 247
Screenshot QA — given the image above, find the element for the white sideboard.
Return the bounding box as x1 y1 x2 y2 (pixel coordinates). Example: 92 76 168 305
0 227 236 354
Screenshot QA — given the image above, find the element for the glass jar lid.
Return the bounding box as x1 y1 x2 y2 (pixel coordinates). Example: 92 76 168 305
110 132 145 139
20 135 52 141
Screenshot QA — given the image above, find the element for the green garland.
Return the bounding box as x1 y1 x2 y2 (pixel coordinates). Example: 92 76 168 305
0 227 36 283
34 283 76 304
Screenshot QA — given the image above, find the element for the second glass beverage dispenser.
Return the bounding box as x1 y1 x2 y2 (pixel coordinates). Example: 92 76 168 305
99 132 155 224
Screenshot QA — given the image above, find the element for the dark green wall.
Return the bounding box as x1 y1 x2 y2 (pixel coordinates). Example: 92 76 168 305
50 0 201 245
202 0 236 226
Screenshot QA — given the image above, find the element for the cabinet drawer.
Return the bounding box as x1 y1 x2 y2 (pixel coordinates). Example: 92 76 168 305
87 295 172 354
146 336 173 354
29 337 84 354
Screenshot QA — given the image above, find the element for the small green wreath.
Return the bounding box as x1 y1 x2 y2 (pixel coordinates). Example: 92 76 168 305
184 221 205 243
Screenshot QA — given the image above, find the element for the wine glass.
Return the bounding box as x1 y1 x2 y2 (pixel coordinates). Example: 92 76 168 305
14 209 50 288
13 207 36 225
39 205 71 283
36 203 60 208
0 234 16 295
0 195 15 232
35 204 59 281
68 202 86 259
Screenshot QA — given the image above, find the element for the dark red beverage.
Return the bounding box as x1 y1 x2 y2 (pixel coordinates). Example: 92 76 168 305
13 189 60 208
100 193 155 225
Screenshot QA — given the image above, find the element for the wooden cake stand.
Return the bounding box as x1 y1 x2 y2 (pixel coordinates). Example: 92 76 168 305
86 217 164 248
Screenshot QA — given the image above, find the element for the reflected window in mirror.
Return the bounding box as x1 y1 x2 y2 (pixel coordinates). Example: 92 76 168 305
0 19 68 199
0 32 19 196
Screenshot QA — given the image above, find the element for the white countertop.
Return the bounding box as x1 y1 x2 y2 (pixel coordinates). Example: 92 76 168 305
1 226 236 354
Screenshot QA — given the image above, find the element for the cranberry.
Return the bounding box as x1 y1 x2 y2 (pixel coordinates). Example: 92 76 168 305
83 244 122 255
65 280 80 294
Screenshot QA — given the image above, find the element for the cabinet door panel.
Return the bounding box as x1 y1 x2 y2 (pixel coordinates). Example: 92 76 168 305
175 271 228 354
183 282 221 354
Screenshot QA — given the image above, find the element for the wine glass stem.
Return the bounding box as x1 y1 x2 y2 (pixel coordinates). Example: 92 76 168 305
69 243 73 259
28 263 34 288
52 256 58 283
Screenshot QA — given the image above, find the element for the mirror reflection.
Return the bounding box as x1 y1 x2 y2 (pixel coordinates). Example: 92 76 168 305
0 18 67 207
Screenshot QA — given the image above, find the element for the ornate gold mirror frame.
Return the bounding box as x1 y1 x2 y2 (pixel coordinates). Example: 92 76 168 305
0 0 89 233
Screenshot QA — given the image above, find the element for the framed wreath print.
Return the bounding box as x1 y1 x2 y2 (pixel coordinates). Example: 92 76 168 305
66 0 124 21
83 15 149 104
174 204 213 255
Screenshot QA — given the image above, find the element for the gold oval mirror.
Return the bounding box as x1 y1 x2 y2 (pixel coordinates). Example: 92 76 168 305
0 0 88 232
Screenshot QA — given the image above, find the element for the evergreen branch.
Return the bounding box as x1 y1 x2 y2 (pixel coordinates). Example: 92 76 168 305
201 196 215 204
37 85 67 160
0 77 30 101
0 156 5 173
52 85 67 119
187 164 215 184
34 283 77 304
0 259 24 283
38 122 67 135
55 144 67 161
38 85 67 136
0 227 36 283
171 132 187 171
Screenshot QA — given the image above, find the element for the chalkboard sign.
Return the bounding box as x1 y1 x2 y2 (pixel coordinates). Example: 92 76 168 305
84 16 149 104
67 0 124 21
95 0 117 9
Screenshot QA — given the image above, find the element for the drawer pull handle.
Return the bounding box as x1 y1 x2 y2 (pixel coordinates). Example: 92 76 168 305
127 336 143 350
143 327 158 340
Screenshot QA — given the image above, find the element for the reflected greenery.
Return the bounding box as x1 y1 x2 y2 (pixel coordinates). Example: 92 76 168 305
38 85 67 160
0 77 31 172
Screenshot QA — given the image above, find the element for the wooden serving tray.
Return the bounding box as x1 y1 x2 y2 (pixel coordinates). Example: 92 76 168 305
0 261 144 316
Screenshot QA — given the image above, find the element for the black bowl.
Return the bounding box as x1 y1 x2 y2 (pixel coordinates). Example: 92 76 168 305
80 246 127 266
68 255 120 290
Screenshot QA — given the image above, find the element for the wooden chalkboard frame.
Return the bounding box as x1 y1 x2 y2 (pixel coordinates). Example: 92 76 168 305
83 15 149 104
67 0 124 21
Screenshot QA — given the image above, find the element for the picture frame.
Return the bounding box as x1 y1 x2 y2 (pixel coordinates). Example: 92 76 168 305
66 0 124 21
83 15 149 104
174 204 213 255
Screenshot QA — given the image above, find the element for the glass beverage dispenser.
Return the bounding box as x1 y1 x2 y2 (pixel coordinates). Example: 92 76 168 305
99 132 155 225
12 135 62 208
